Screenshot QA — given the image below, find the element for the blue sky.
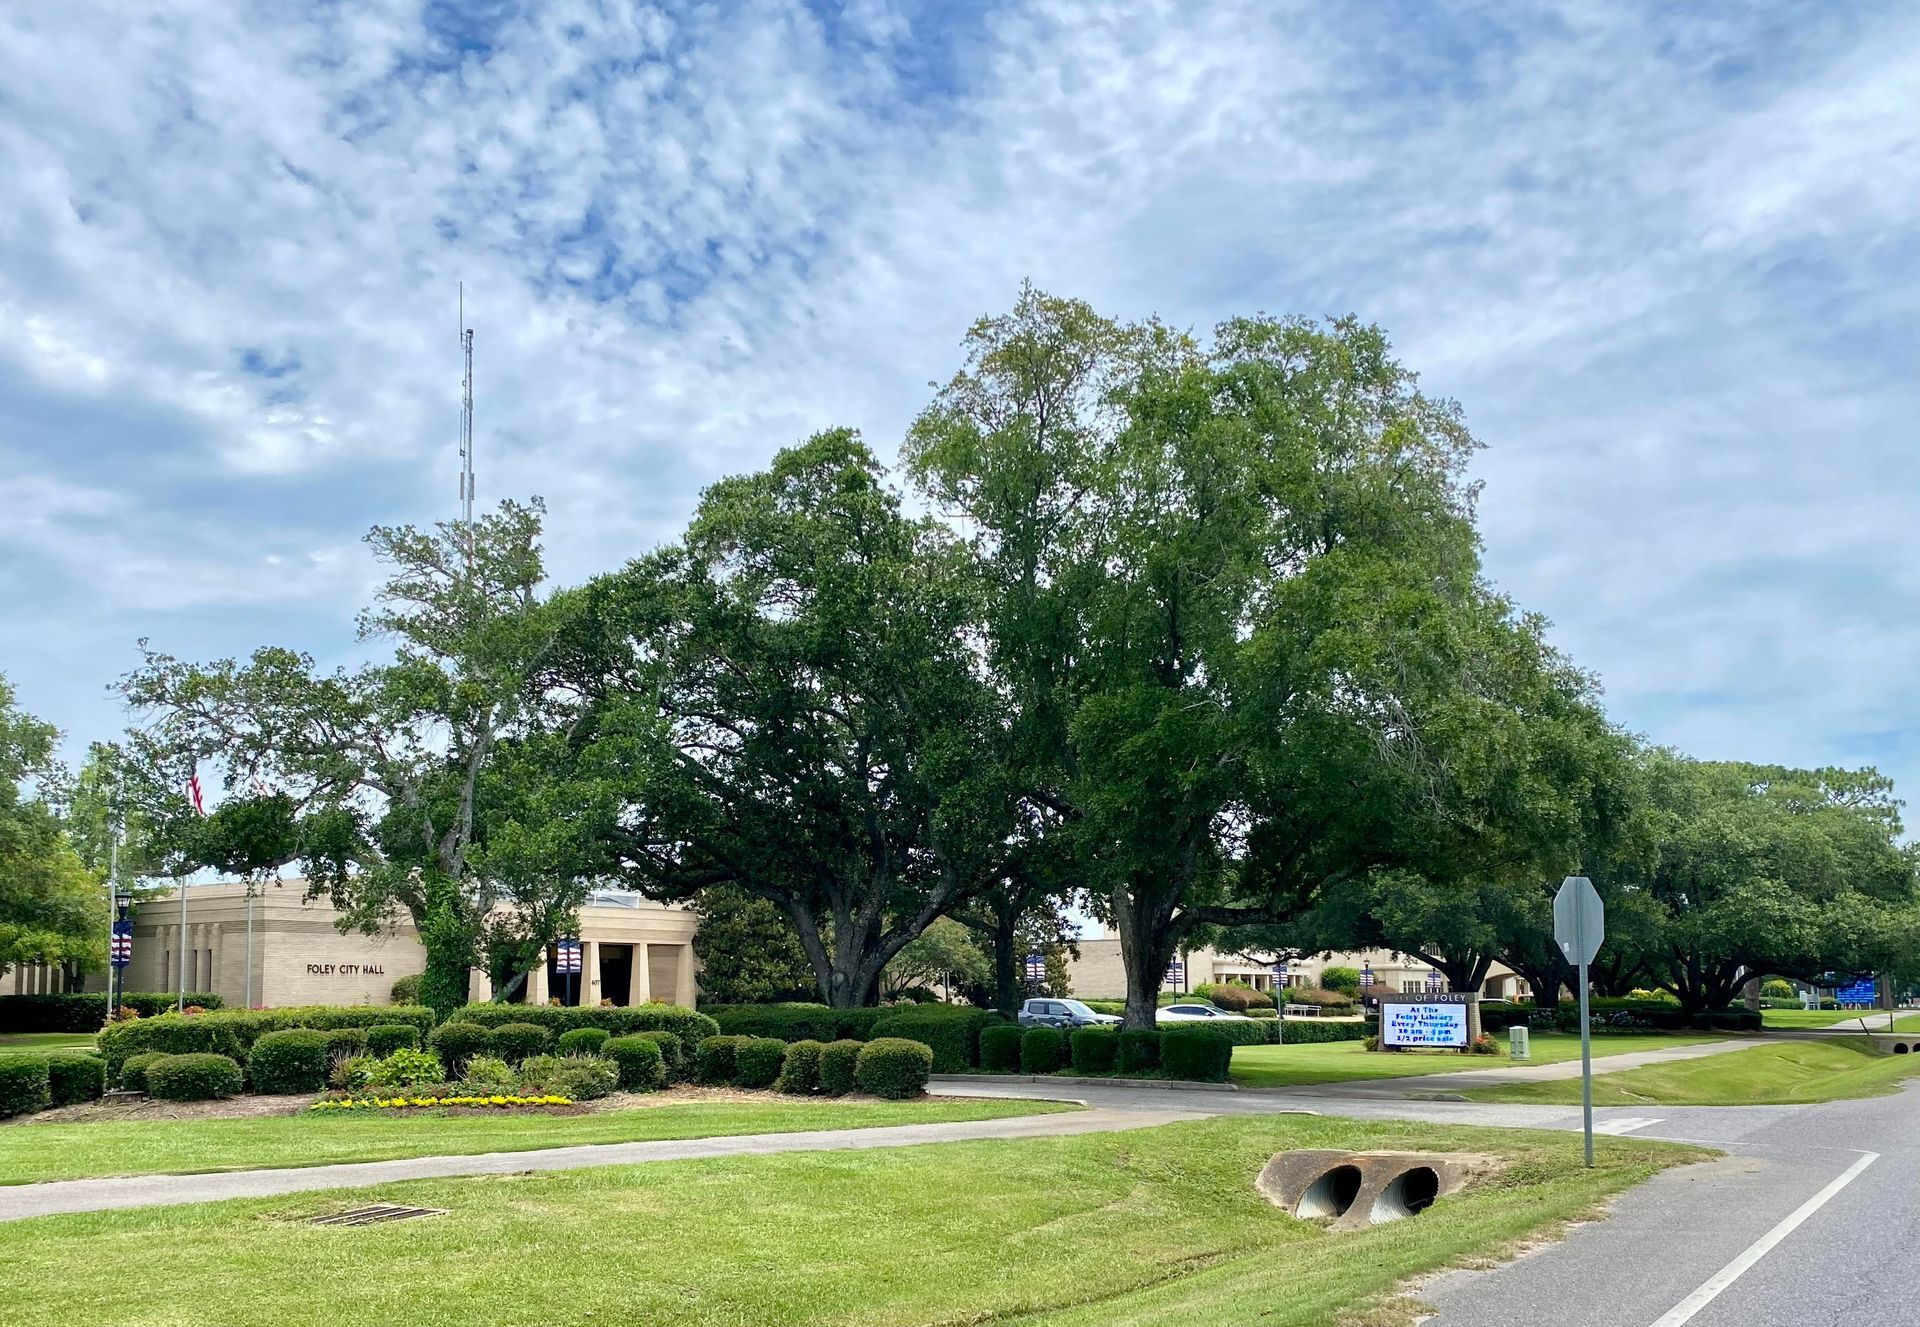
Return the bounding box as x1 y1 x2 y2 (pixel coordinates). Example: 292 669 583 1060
3 1 1919 820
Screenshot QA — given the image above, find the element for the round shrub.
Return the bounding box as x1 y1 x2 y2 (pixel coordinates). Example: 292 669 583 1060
1761 978 1798 1002
488 1022 553 1065
695 1035 747 1085
776 1040 825 1094
603 1035 667 1091
1160 1028 1232 1082
979 1025 1023 1072
427 1020 491 1073
1069 1026 1118 1074
249 1029 331 1094
119 1050 168 1093
1020 1026 1066 1075
147 1053 244 1101
389 973 423 1004
518 1054 619 1100
47 1053 108 1107
366 1024 420 1057
855 1038 933 1099
734 1037 787 1089
557 1027 610 1057
1117 1028 1161 1074
0 1054 51 1117
817 1039 863 1096
869 1007 1002 1072
1320 967 1361 995
325 1027 369 1062
364 1047 444 1089
459 1054 519 1093
635 1030 686 1082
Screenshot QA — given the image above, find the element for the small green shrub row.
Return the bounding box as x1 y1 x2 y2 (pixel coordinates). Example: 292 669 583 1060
1277 1017 1374 1044
975 1025 1239 1083
147 1052 245 1101
1193 981 1276 1012
682 1035 931 1098
703 1003 891 1044
446 1003 719 1051
0 991 225 1032
98 1006 436 1072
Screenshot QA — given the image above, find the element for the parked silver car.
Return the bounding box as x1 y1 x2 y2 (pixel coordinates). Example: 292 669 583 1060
1156 1003 1254 1023
1017 998 1122 1029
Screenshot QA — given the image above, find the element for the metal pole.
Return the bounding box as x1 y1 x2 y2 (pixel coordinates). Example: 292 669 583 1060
177 878 188 1009
245 884 254 1009
1579 957 1594 1168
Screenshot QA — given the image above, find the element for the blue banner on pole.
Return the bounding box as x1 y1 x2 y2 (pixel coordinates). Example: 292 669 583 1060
110 920 133 969
555 937 582 975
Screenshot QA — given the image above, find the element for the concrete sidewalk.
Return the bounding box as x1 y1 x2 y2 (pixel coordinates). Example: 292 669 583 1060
1281 1035 1758 1098
0 1105 1202 1223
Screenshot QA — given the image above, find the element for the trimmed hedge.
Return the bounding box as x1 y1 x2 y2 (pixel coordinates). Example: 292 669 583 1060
603 1035 667 1091
0 991 223 1033
46 1053 108 1106
446 1002 721 1051
557 1027 611 1057
633 1030 687 1082
118 1051 167 1093
856 1038 933 1099
1194 981 1275 1012
776 1040 825 1094
97 1005 435 1073
1117 1028 1160 1074
869 1007 1002 1072
1161 1028 1233 1082
426 1021 492 1072
1158 1015 1274 1048
366 1024 419 1056
818 1039 863 1096
695 1035 748 1085
1279 1018 1374 1044
734 1037 787 1088
0 1054 51 1117
1069 1026 1119 1074
979 1025 1023 1072
325 1027 369 1060
703 1003 890 1044
1020 1027 1066 1075
248 1030 331 1094
147 1052 244 1101
488 1022 553 1064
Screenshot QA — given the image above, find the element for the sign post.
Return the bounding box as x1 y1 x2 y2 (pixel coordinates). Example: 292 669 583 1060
1554 875 1606 1168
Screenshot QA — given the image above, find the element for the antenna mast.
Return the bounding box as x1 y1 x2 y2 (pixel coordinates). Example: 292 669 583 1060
458 283 475 569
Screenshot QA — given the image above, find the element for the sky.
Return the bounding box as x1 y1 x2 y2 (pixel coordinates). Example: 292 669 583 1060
2 1 1919 822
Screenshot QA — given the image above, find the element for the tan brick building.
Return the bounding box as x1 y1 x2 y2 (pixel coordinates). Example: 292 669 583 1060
95 879 700 1009
1063 937 1530 1001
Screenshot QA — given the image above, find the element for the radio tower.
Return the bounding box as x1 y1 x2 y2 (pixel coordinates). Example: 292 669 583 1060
457 283 475 570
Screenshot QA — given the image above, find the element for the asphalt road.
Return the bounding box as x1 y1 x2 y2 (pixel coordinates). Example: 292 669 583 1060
938 1074 1920 1326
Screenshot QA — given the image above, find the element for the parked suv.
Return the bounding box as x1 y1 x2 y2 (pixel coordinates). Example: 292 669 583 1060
1017 998 1122 1029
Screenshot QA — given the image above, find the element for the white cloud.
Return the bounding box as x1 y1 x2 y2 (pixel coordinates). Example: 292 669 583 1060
1 0 1918 810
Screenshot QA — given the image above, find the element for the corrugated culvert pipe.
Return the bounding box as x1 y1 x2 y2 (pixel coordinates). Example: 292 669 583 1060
1295 1164 1364 1220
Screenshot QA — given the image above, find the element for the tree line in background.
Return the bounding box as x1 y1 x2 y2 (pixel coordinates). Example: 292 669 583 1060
11 288 1916 1026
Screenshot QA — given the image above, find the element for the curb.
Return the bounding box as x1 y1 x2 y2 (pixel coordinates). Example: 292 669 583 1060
931 1073 1239 1093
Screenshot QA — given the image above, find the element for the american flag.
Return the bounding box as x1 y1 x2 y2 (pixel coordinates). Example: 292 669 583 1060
187 770 205 816
1163 959 1184 986
110 920 134 968
1359 962 1375 989
1427 968 1445 992
1023 952 1046 982
555 937 582 974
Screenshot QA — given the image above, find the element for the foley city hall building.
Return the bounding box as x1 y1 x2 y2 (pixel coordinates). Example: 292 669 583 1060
70 879 699 1009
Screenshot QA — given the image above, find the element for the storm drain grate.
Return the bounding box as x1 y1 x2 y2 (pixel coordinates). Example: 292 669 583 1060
309 1204 449 1227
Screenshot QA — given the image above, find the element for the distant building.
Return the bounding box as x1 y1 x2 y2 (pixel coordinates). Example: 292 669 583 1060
1063 937 1531 1001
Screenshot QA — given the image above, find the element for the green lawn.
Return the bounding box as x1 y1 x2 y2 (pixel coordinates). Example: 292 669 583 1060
1762 1008 1883 1029
1892 1013 1920 1033
1465 1037 1920 1106
0 1098 1070 1185
1229 1032 1719 1089
0 1033 96 1055
0 1115 1704 1327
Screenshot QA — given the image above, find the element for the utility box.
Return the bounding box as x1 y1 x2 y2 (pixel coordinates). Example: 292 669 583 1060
1509 1026 1531 1061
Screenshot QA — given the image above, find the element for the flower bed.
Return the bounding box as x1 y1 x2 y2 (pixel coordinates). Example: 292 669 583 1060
312 1093 574 1111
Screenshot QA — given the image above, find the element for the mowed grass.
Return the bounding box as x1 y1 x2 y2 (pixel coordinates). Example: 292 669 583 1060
0 1097 1070 1184
1465 1037 1920 1106
0 1115 1705 1327
1229 1032 1718 1088
0 1033 96 1055
1893 1013 1920 1033
1762 1008 1884 1029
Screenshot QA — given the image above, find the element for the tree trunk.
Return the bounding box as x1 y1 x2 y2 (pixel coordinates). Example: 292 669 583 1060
1114 892 1181 1032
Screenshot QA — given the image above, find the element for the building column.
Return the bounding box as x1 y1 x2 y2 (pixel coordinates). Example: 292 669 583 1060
9 965 20 995
628 945 651 1005
676 943 697 1008
529 956 550 1005
469 968 492 1003
583 939 601 1008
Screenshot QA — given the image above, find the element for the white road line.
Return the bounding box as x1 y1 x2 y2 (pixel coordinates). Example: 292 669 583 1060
1646 1150 1880 1327
1593 1117 1663 1135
